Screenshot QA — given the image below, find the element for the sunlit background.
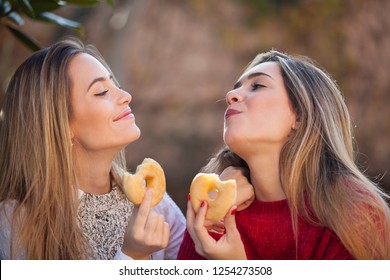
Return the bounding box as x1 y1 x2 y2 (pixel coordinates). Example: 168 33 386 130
1 0 389 212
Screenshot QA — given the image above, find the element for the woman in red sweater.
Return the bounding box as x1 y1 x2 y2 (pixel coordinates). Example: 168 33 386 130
178 50 390 260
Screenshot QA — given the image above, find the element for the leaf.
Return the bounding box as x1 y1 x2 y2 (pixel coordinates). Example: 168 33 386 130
36 12 81 30
1 1 12 15
2 0 110 52
7 11 24 25
20 0 35 17
6 25 41 51
30 0 65 13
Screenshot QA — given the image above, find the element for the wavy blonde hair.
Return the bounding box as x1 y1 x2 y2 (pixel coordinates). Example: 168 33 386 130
0 38 126 259
203 50 390 259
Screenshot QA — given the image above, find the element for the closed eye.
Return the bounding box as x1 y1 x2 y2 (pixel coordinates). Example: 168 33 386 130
95 90 109 96
251 83 264 90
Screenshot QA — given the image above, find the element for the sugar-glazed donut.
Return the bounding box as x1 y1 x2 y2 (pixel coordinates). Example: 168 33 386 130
122 158 166 206
190 173 237 220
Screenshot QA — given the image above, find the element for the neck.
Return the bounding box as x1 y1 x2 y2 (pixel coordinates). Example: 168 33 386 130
73 147 118 195
244 147 286 202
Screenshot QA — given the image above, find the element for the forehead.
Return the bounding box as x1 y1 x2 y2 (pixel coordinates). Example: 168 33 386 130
238 61 281 81
68 53 109 83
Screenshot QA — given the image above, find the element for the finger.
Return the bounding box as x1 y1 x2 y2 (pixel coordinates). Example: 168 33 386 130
192 201 215 247
193 201 207 233
215 220 226 228
220 166 243 181
204 219 223 227
236 197 255 211
186 197 204 248
186 196 196 231
223 205 239 238
144 210 159 233
219 166 234 181
134 189 153 228
143 211 162 247
209 221 226 234
148 213 164 246
204 219 225 231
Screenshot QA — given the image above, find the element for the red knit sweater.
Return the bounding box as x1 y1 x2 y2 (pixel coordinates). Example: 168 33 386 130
177 199 353 259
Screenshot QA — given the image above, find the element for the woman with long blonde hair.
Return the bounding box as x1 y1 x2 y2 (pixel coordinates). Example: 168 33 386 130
178 50 390 259
0 38 185 259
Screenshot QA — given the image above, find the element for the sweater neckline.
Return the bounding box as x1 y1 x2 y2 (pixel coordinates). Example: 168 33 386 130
78 184 119 199
243 198 290 215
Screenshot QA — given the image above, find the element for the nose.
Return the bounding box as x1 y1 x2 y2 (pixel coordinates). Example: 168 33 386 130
118 87 132 105
226 89 242 105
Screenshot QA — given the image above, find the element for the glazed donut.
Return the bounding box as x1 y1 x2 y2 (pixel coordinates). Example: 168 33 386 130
190 173 237 220
122 158 166 206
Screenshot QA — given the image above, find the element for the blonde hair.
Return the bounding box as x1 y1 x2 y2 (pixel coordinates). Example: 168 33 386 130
204 50 390 259
0 38 126 259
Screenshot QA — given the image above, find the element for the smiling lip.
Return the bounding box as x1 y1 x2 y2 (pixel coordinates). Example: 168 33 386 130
225 108 241 119
114 108 133 121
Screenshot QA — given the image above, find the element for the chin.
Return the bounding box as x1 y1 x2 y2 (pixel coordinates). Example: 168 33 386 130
223 129 241 147
224 133 247 157
127 129 141 144
126 124 141 137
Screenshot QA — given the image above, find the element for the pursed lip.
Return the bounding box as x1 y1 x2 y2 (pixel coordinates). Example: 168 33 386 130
225 108 241 120
114 108 133 121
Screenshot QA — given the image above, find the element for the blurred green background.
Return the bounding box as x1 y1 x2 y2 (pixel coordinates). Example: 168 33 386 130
1 0 389 212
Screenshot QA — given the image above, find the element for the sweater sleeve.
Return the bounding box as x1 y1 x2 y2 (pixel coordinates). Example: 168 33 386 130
0 200 27 259
0 202 11 259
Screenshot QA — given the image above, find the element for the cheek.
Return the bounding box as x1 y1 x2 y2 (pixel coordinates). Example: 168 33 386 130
78 106 106 123
249 96 295 137
70 104 111 141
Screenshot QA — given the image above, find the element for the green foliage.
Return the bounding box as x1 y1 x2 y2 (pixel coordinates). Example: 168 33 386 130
0 0 113 51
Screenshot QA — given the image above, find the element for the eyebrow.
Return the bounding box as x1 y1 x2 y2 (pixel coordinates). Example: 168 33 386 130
87 75 113 91
233 72 273 89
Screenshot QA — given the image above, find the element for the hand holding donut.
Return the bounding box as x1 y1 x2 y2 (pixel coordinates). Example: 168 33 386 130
122 189 170 259
189 168 254 220
186 169 252 259
186 198 247 260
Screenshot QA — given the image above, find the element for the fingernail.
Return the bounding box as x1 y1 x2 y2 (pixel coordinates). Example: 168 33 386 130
187 193 191 201
200 201 205 207
231 208 237 215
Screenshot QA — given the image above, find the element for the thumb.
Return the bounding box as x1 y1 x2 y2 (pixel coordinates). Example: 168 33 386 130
223 206 239 237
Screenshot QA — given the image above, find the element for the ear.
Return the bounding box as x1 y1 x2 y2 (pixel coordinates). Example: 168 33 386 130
292 120 300 130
